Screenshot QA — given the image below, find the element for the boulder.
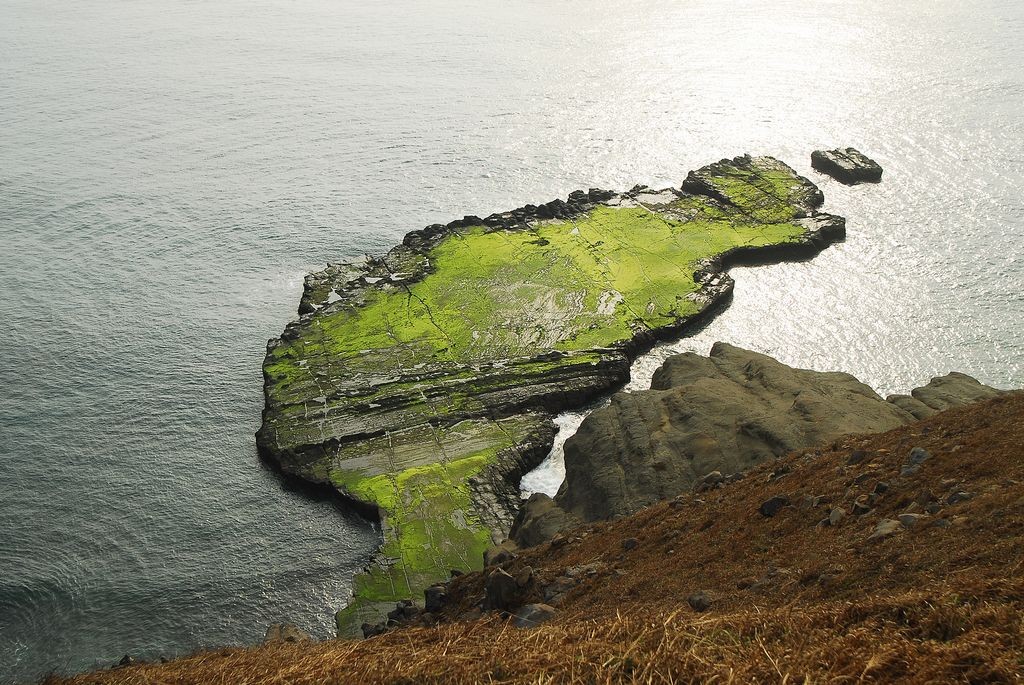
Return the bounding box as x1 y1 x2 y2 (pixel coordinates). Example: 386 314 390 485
554 343 914 522
263 623 312 644
509 493 581 548
424 583 448 613
484 539 519 567
868 519 903 542
687 591 713 612
887 373 1002 419
484 568 519 611
810 148 883 184
513 603 556 628
759 495 791 518
541 344 1001 526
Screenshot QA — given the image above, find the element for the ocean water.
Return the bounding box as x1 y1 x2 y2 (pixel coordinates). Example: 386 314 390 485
2 0 1022 681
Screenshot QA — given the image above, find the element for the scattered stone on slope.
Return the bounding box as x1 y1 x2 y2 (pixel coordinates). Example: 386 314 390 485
513 603 556 628
759 495 791 518
484 568 519 611
810 147 883 184
909 447 931 465
484 540 519 567
263 623 312 644
687 591 713 612
424 584 448 613
868 519 903 542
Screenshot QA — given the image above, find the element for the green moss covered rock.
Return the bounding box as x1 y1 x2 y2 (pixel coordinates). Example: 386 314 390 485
256 155 845 635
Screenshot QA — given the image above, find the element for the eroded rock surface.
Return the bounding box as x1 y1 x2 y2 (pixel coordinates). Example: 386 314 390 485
257 155 846 634
811 147 883 184
510 344 1002 541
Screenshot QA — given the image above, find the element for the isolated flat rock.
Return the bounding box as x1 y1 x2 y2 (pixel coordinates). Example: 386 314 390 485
811 148 883 184
257 155 846 633
514 344 1004 530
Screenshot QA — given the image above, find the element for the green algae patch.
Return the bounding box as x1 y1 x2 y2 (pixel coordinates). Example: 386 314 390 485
326 415 544 609
258 155 845 632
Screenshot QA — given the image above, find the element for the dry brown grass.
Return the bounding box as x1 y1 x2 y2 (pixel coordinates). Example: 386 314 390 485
53 394 1024 684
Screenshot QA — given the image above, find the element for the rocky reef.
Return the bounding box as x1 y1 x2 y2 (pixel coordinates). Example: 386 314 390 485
811 147 883 184
510 343 1003 545
256 155 847 633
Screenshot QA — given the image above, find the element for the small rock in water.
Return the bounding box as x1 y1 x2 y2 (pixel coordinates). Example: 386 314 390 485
811 147 883 184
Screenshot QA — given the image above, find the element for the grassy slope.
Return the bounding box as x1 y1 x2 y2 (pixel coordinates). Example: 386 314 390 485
64 393 1024 684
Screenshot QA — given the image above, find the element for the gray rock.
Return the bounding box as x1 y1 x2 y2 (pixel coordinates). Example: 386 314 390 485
887 372 1003 419
908 447 931 465
509 493 581 548
515 566 534 588
759 495 791 518
555 343 918 523
846 450 867 465
898 513 927 528
810 148 883 184
852 501 872 516
513 603 556 628
543 576 577 604
513 346 1002 540
484 568 519 611
565 562 607 579
264 623 312 644
484 540 518 567
946 491 975 505
868 519 903 542
622 537 640 551
687 591 713 612
829 508 846 526
424 584 448 613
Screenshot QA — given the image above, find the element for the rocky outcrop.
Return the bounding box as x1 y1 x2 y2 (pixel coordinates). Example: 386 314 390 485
258 156 847 634
810 148 883 184
510 344 1002 542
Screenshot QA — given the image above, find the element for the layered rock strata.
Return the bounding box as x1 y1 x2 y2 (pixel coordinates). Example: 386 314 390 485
509 343 1002 545
257 155 846 634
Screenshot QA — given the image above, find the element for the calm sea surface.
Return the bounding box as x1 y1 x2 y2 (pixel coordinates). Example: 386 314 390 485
2 0 1022 680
